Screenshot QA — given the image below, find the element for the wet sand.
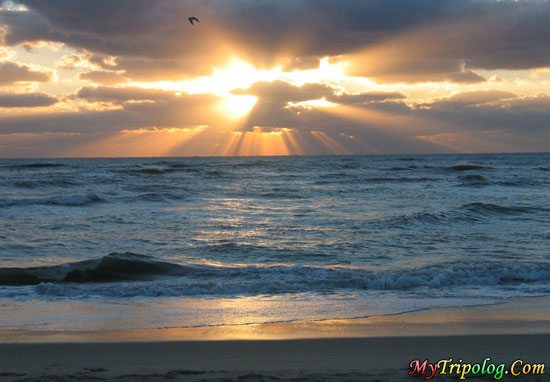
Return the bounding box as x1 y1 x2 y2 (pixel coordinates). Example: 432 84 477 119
1 297 549 381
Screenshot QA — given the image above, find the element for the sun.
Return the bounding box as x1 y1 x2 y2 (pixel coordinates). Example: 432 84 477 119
130 58 267 120
128 56 345 121
190 58 273 120
172 57 280 97
216 94 258 120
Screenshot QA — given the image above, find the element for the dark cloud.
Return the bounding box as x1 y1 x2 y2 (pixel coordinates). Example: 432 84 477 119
3 0 466 56
342 1 550 82
282 56 321 71
233 81 333 130
420 90 518 110
416 93 550 136
0 83 548 154
3 0 547 82
87 54 118 70
76 86 175 103
233 80 549 151
233 80 334 102
235 81 406 107
0 60 52 84
0 92 58 107
111 56 211 81
356 100 412 115
0 89 222 134
328 91 406 105
444 71 485 84
234 81 414 133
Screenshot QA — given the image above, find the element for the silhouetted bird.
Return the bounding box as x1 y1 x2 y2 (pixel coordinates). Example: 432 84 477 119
188 17 199 25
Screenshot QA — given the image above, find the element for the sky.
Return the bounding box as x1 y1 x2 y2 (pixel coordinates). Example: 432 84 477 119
0 0 550 157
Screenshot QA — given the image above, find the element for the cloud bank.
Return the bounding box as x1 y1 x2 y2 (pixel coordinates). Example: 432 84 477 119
0 0 549 156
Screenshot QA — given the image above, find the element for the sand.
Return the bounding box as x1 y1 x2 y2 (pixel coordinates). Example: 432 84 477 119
1 297 549 381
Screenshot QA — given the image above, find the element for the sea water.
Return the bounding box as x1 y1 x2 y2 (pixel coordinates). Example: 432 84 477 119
0 153 549 330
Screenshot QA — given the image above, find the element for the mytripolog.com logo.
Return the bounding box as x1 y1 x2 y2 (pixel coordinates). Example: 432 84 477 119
409 358 545 380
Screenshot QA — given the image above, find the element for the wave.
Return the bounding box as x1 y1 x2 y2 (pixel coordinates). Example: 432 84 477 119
220 159 269 168
378 212 445 228
205 170 226 176
448 164 489 171
365 177 436 183
2 254 549 298
459 174 491 186
118 167 176 175
495 180 542 187
319 172 349 179
261 192 303 199
341 163 360 169
458 175 541 188
117 164 215 175
13 179 80 189
460 202 538 215
398 157 417 161
0 253 190 286
0 193 104 208
7 163 63 169
374 202 541 228
169 164 202 173
389 166 417 171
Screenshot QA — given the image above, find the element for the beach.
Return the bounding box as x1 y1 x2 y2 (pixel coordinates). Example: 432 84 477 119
1 297 549 381
2 0 550 380
1 155 549 381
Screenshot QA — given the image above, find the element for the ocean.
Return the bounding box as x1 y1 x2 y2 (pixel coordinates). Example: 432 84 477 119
0 153 549 331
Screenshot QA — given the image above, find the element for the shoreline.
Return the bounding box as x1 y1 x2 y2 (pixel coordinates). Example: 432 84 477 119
2 295 550 343
1 296 549 381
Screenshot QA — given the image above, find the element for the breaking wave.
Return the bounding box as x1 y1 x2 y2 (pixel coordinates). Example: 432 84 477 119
1 253 550 299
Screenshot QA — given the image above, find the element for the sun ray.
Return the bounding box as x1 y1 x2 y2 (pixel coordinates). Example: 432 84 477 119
68 126 206 157
310 131 352 154
219 127 310 156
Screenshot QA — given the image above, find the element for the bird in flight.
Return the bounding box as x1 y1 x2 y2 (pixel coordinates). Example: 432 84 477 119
188 17 199 25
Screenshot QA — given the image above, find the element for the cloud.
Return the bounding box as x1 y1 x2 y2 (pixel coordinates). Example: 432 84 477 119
229 81 415 148
0 91 58 107
0 88 223 134
4 0 549 82
444 70 485 84
327 91 406 105
232 81 333 130
0 79 432 154
335 2 550 82
416 93 550 136
1 82 548 154
109 56 214 81
78 70 129 85
56 53 93 69
420 90 518 110
233 80 334 102
0 47 16 60
1 1 549 155
0 60 52 84
75 86 175 103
